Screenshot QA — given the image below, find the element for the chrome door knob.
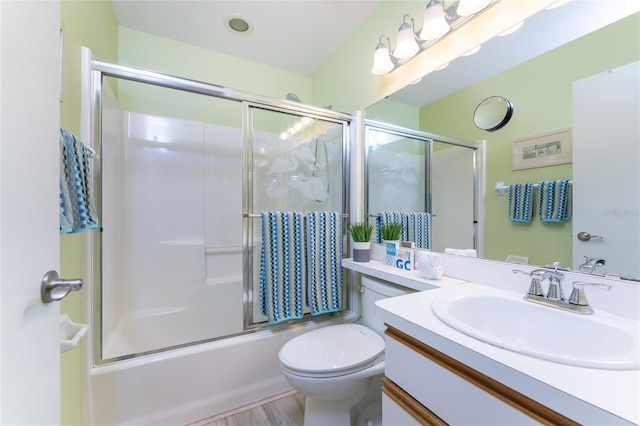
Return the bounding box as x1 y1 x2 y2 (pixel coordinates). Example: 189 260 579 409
577 231 604 242
41 270 83 303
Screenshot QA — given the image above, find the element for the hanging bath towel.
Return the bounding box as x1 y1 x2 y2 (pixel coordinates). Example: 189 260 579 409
538 180 572 222
403 212 432 249
305 211 344 315
259 211 306 323
60 127 99 234
375 211 406 243
507 183 535 222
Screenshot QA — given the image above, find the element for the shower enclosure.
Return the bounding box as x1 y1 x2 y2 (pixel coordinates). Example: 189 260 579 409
92 61 351 365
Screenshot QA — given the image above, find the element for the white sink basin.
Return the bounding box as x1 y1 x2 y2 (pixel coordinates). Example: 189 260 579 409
431 290 640 370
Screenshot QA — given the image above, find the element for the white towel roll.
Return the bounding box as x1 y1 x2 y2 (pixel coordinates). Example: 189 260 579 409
416 257 444 280
444 248 478 258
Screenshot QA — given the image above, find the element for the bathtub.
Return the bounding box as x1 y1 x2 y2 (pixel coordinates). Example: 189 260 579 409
85 315 349 425
102 274 246 360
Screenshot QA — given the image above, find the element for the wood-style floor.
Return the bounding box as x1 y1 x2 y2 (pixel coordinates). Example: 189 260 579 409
189 391 305 426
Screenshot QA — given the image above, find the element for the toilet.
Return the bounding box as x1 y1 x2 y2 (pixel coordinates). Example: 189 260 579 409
278 277 414 425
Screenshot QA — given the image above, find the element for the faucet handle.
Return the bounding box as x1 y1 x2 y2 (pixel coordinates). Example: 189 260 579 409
513 269 546 297
568 281 612 306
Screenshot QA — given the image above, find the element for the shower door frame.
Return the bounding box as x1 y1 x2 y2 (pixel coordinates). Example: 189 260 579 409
90 59 353 366
242 103 351 330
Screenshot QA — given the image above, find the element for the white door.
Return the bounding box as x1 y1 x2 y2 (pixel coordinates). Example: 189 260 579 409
572 61 640 278
0 1 62 424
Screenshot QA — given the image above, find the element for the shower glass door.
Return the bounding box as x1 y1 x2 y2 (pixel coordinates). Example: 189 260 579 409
98 76 245 362
93 63 352 364
245 105 348 325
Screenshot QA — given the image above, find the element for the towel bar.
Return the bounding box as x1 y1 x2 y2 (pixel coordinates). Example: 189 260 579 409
368 213 436 218
244 213 349 218
494 180 573 195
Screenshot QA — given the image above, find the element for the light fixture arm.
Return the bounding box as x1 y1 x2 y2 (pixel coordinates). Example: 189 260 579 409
377 34 392 50
399 14 417 35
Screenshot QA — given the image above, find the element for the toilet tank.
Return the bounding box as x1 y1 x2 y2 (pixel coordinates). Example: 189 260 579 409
361 277 415 336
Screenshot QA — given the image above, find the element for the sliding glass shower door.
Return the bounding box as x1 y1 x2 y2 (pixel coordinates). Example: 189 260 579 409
93 63 352 364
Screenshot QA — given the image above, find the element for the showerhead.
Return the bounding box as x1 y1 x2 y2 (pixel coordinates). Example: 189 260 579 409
286 93 302 102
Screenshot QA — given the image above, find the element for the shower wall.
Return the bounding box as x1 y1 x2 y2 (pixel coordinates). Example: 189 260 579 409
102 108 245 359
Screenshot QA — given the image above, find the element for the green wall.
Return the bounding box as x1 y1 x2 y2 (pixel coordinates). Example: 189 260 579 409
118 27 312 109
60 2 118 425
420 14 640 266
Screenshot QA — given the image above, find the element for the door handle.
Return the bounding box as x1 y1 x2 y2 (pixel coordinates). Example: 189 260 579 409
577 231 604 242
41 270 83 303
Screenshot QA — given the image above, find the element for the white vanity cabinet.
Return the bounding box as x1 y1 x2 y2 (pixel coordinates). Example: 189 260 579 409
341 257 639 425
381 326 575 425
376 288 639 426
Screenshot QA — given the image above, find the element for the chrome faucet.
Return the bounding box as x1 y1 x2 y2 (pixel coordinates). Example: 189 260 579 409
513 263 611 314
579 256 606 274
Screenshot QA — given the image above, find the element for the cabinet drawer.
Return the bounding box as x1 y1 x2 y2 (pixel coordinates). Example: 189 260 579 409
384 326 578 425
382 377 445 426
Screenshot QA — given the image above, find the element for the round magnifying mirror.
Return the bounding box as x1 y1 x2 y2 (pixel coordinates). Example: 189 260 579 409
473 96 514 132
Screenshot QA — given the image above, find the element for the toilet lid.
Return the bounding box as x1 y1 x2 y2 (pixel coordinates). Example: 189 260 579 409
279 324 384 376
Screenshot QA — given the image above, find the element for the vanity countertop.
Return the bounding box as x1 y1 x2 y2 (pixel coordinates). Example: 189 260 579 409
375 283 640 425
341 258 467 291
342 258 467 291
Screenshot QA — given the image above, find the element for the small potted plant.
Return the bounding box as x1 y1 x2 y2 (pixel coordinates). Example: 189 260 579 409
379 222 403 249
348 222 374 262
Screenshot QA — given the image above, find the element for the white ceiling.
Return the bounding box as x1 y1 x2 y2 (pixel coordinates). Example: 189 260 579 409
111 0 383 76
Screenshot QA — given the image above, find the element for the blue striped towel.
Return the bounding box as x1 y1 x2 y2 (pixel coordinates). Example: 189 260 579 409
60 127 98 234
259 211 306 323
306 211 344 315
538 180 572 222
375 212 406 243
507 183 535 223
404 212 431 249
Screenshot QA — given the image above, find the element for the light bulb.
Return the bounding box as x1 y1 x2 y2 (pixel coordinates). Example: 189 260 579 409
371 44 394 74
456 0 492 16
419 1 450 42
393 24 419 59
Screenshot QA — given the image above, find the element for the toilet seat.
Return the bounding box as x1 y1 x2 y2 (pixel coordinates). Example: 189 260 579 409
279 324 385 378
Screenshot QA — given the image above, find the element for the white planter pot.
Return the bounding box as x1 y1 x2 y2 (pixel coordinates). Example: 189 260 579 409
352 241 371 262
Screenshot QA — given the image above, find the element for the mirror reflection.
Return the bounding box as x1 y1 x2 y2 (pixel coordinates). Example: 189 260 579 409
365 5 639 279
365 121 478 253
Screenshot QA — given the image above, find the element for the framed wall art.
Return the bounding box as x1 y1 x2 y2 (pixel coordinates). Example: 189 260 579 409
511 128 572 170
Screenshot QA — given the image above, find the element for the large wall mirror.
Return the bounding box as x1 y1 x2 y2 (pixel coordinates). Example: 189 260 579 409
365 3 639 280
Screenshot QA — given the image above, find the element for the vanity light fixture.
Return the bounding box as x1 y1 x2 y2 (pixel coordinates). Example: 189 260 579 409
393 14 420 60
371 0 495 75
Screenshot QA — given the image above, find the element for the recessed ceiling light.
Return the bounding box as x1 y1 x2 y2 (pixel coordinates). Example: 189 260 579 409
225 15 253 34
